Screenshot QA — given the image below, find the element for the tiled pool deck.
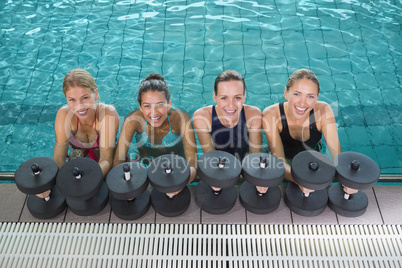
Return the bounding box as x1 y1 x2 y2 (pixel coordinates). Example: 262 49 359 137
1 177 401 225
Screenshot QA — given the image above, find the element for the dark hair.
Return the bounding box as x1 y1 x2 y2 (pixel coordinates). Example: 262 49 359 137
286 69 320 94
214 70 246 95
137 73 171 105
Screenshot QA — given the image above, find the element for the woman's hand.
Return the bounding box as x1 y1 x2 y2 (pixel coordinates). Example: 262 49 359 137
166 189 182 198
342 185 359 195
256 186 269 194
298 184 315 194
36 190 51 199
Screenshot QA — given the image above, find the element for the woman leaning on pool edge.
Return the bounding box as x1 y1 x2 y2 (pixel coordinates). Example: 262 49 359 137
113 73 197 197
192 70 263 192
192 70 262 159
53 69 119 177
262 69 357 195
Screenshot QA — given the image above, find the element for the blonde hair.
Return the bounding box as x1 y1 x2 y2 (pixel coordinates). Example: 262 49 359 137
62 69 97 95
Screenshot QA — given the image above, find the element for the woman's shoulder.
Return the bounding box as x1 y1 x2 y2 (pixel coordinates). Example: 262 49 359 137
243 105 262 128
314 101 334 114
314 101 336 122
169 109 191 123
193 105 213 118
54 106 73 133
97 103 119 117
55 106 72 124
244 104 261 115
56 105 70 116
122 109 145 129
315 101 331 109
262 103 280 117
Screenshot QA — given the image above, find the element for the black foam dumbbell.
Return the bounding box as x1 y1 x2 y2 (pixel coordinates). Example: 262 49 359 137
15 157 67 219
240 153 285 214
106 162 150 220
328 152 380 217
196 150 241 214
56 157 109 216
285 151 335 217
147 154 191 217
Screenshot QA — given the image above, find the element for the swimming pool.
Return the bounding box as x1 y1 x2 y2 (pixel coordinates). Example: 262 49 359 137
0 0 401 174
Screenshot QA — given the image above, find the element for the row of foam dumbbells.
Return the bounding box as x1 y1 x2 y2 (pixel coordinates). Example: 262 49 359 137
14 150 380 220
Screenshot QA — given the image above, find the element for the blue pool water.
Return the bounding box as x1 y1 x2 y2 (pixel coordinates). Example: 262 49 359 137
0 0 401 174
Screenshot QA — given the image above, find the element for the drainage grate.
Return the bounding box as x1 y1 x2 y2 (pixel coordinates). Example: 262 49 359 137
0 222 401 267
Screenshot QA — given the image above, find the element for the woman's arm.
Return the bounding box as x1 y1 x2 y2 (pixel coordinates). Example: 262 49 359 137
176 110 198 184
317 102 357 194
318 102 341 160
245 105 262 154
192 107 215 153
98 104 120 178
262 104 314 194
53 107 71 168
113 110 141 167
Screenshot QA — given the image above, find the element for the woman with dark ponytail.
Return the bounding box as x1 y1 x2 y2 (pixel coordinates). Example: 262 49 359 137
113 73 197 197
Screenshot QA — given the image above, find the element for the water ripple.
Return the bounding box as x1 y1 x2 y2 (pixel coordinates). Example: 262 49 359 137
25 27 41 35
73 18 88 24
118 12 159 20
318 8 355 20
191 15 250 22
117 0 161 6
167 1 205 12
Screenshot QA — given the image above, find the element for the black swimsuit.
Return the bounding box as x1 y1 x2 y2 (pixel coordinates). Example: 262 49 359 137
279 102 322 160
211 106 249 160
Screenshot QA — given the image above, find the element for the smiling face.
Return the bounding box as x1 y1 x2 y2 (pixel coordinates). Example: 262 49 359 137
139 91 171 127
213 80 246 124
65 86 98 120
284 77 319 120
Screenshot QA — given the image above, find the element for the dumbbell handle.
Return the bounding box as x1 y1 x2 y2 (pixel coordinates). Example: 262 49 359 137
124 172 130 181
31 163 41 175
218 157 226 168
123 164 131 181
164 162 172 174
72 167 81 179
260 156 267 169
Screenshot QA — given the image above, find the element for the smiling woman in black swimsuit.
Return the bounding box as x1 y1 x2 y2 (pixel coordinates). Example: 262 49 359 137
262 69 357 195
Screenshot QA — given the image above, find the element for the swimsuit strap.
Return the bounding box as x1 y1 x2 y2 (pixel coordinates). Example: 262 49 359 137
167 114 171 132
279 102 288 129
240 105 246 125
143 119 147 131
76 116 79 131
308 108 318 130
212 105 217 120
